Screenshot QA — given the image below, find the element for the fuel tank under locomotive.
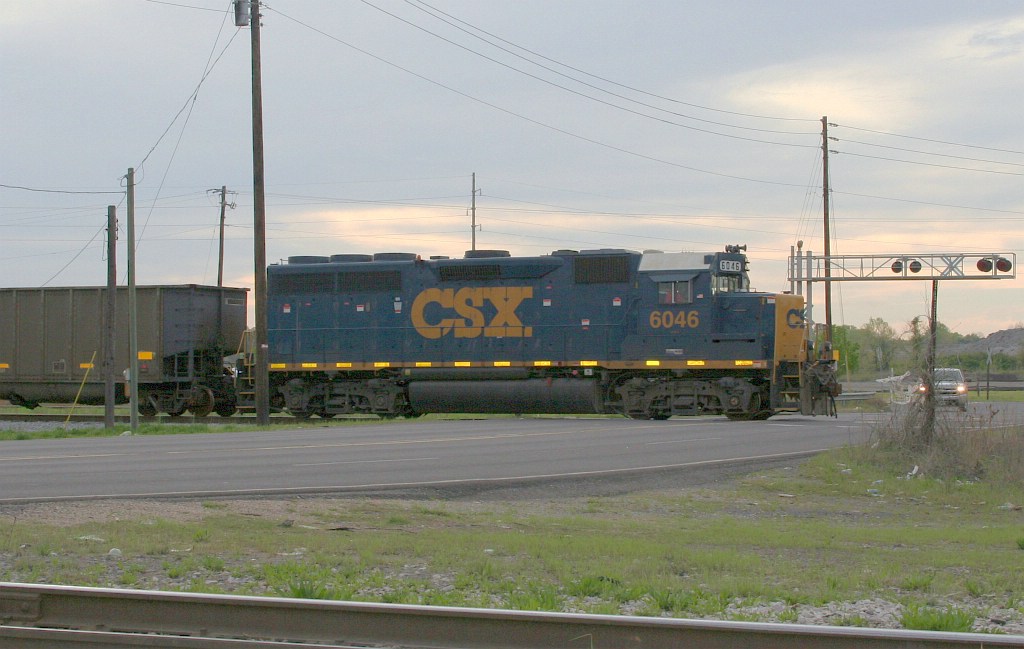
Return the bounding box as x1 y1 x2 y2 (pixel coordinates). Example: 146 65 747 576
408 379 604 414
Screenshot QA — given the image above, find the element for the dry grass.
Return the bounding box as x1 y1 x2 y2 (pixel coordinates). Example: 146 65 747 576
869 403 1024 483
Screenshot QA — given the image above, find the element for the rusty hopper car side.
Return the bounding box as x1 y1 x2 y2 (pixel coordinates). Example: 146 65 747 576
0 285 247 416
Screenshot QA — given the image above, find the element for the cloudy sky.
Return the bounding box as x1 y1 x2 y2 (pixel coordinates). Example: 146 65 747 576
2 0 1021 337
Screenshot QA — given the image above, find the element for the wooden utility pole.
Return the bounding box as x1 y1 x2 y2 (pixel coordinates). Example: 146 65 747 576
217 185 228 287
470 172 478 251
249 0 270 425
821 116 833 344
126 168 140 431
104 205 117 430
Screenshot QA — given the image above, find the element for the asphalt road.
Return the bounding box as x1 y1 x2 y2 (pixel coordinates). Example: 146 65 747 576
0 413 882 503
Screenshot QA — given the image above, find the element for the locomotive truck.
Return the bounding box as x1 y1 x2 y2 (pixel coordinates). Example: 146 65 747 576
264 245 839 420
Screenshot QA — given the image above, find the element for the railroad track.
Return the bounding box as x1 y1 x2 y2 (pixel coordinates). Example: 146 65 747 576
1 583 1021 648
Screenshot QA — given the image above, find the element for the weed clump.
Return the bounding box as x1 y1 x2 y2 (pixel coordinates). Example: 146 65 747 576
869 405 1024 483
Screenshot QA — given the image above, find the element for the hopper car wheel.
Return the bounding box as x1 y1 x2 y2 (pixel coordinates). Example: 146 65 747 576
190 387 215 417
167 405 187 417
215 403 238 417
137 396 157 417
289 409 313 419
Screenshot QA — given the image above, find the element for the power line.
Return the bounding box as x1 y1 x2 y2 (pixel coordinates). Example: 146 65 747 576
834 138 1024 169
374 0 818 143
134 17 240 171
134 7 241 248
40 223 106 286
833 123 1024 157
0 183 122 195
834 150 1024 176
406 0 818 125
266 6 811 189
141 0 224 12
832 189 1024 216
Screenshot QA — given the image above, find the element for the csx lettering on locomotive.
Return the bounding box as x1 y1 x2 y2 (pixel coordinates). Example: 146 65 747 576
410 286 534 339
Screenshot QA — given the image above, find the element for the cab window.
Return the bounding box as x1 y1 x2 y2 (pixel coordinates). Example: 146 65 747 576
712 274 745 294
658 280 691 304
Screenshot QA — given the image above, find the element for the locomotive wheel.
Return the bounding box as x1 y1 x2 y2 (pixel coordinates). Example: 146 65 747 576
724 393 773 421
190 387 215 417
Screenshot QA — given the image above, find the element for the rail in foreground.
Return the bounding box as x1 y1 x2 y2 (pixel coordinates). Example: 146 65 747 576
2 583 1022 648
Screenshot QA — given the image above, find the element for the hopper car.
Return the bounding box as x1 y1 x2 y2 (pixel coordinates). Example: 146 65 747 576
0 285 247 417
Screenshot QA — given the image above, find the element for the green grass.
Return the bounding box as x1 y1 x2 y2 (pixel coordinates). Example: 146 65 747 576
900 604 977 632
972 390 1024 403
3 405 1023 631
0 410 629 441
3 446 1023 631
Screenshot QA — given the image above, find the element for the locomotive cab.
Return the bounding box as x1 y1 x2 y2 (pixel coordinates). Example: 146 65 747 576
625 245 836 419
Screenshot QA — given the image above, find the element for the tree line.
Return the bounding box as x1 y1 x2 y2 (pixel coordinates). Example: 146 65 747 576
829 319 1023 380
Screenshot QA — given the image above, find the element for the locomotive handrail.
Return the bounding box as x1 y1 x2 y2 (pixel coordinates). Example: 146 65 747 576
2 583 1021 648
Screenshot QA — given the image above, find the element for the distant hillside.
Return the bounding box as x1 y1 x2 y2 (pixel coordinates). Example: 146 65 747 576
939 327 1024 357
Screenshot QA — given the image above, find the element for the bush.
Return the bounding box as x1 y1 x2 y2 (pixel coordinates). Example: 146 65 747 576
871 406 1024 483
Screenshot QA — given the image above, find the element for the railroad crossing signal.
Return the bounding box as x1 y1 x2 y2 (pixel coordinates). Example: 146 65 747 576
789 252 1015 283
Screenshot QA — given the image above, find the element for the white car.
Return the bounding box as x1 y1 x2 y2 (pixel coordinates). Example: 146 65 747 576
919 368 969 411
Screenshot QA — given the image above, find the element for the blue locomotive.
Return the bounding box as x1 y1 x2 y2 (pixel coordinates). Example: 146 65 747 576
265 245 839 420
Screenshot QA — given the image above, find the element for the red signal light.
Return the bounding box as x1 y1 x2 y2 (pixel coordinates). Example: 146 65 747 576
909 260 922 273
997 257 1012 272
977 258 993 272
891 260 903 273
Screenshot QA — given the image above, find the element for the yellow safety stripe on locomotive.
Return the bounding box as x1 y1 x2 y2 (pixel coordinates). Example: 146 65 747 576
268 359 767 371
